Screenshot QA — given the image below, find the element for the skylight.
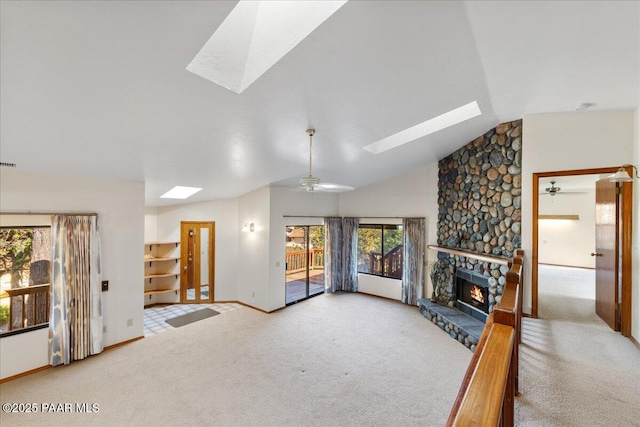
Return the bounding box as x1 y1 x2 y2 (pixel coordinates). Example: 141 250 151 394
362 101 482 155
160 186 203 200
186 0 348 94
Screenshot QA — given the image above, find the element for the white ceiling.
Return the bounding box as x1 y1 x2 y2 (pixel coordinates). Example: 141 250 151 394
1 1 638 206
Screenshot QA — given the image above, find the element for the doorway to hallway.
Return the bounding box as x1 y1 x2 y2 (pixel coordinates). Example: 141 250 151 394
532 167 632 337
285 225 324 305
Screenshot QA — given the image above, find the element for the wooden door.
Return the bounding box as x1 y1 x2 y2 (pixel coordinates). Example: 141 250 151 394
180 222 215 303
594 179 619 330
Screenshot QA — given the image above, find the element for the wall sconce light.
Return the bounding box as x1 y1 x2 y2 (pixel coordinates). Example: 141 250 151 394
243 222 255 232
610 164 639 183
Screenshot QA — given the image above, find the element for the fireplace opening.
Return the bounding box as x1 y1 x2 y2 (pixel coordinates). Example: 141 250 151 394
455 268 490 322
470 285 485 307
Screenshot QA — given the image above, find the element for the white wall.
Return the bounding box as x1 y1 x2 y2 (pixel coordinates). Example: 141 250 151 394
268 187 340 311
237 187 271 310
151 198 239 303
144 206 158 243
522 111 635 315
338 164 440 300
538 189 596 268
0 169 144 379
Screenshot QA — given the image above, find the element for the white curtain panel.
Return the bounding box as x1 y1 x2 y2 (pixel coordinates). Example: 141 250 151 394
341 217 359 292
324 218 343 293
49 215 103 366
402 218 425 305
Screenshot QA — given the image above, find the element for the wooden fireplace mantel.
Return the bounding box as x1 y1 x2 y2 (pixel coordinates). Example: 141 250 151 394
428 245 510 266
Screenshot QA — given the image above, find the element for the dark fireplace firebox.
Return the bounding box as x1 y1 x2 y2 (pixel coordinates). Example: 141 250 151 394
455 268 490 322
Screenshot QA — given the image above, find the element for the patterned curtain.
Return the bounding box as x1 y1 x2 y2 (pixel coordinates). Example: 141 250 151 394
341 217 359 292
50 215 103 366
324 218 343 293
402 218 425 305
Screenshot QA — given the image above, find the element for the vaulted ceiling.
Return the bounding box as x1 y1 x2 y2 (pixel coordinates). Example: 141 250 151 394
1 1 638 206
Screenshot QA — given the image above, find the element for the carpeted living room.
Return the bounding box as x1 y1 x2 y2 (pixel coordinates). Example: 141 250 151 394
1 270 639 426
1 1 640 426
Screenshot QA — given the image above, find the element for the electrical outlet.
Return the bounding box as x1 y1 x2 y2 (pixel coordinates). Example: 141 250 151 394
252 291 255 298
127 318 133 327
101 280 109 292
103 325 107 333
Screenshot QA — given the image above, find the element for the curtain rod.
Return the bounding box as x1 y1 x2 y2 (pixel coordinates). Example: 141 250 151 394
282 215 424 219
0 211 98 217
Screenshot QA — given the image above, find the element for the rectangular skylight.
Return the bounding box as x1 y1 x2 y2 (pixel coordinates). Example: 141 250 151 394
187 0 348 94
160 186 203 200
363 101 482 154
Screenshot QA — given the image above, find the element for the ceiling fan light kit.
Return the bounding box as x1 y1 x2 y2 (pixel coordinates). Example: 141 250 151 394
300 175 321 192
545 180 561 196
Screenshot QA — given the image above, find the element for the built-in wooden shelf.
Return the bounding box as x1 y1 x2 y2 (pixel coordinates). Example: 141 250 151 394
144 273 179 280
144 242 180 305
428 245 510 266
145 241 179 245
144 289 178 296
145 256 180 264
538 214 580 220
145 241 179 251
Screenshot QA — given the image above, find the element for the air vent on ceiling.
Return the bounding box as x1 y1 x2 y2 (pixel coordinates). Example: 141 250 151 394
0 162 17 168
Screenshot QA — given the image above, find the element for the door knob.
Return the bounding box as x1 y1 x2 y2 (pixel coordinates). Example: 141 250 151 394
591 252 603 257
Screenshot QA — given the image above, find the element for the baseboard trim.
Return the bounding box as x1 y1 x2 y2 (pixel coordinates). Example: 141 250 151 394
356 290 404 304
0 335 144 383
233 300 272 314
0 364 52 384
103 335 144 351
630 335 640 350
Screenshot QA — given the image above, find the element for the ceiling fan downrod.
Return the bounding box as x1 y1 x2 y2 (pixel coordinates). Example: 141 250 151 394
300 129 320 191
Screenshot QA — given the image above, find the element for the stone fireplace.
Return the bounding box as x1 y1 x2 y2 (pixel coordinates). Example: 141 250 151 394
455 268 489 322
420 119 522 351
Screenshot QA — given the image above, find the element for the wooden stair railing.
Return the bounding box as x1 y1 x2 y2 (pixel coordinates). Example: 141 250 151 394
446 251 524 427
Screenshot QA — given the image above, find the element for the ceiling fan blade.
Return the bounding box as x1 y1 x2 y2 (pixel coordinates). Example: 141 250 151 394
316 182 355 192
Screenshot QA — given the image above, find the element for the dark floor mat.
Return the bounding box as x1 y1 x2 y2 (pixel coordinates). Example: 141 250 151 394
165 308 220 328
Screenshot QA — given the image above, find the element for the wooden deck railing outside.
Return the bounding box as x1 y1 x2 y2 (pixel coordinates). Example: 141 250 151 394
285 249 324 274
1 283 50 332
446 249 524 427
368 245 403 278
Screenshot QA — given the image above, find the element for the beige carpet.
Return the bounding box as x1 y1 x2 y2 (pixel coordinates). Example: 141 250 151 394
515 265 640 427
0 293 471 426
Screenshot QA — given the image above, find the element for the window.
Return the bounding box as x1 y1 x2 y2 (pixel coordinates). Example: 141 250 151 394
0 227 51 336
357 224 403 279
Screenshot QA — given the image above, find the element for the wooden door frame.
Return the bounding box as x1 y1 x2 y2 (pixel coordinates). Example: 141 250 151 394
532 167 632 337
180 221 215 303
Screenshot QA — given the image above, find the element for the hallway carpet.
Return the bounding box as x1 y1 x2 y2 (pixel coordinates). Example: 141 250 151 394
515 265 640 426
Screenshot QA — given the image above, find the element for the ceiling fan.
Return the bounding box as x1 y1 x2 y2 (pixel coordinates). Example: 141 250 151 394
545 180 561 196
541 180 589 196
298 129 354 193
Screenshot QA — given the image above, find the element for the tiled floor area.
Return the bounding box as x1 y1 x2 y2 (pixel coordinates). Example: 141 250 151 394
143 303 242 336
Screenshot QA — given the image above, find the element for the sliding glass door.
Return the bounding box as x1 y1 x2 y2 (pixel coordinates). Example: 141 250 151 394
285 225 324 305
